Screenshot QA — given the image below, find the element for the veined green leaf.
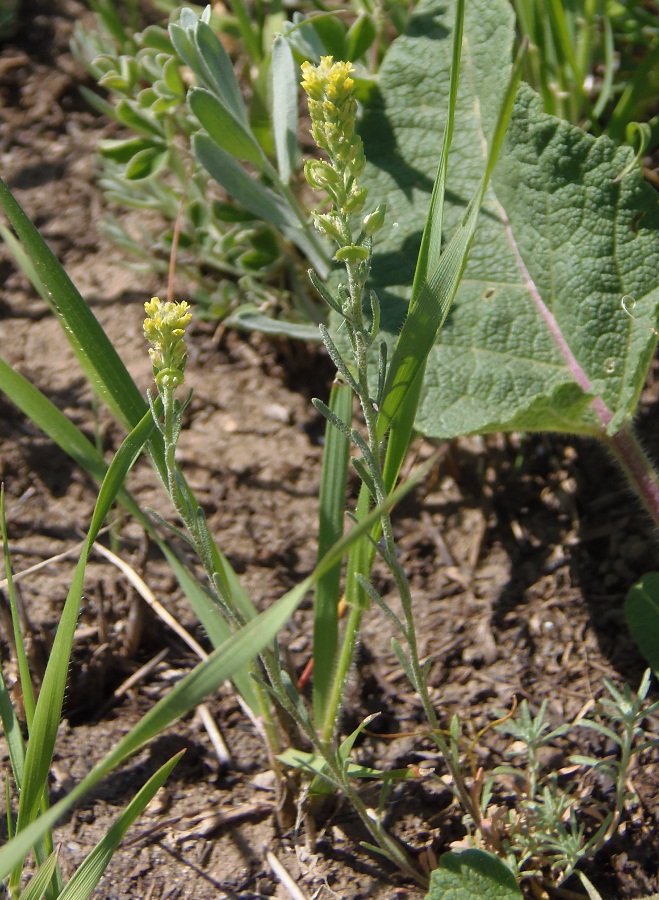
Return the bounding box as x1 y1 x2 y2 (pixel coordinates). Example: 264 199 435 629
425 849 522 899
17 849 60 900
360 0 659 440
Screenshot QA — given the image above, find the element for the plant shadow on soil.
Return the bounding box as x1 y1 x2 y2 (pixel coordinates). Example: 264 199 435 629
1 1 659 897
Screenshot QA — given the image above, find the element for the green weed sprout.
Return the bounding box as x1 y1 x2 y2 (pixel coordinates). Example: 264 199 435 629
470 673 659 889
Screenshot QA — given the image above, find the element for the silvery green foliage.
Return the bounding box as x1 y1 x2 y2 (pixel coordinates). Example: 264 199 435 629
73 9 327 321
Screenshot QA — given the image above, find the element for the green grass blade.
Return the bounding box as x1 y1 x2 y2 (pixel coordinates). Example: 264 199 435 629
0 177 146 431
343 23 526 622
15 407 157 838
17 849 60 900
0 356 109 484
313 382 351 725
410 0 464 304
379 0 464 501
0 451 435 879
57 752 183 900
1 487 37 729
0 582 307 881
0 663 25 794
0 353 260 704
378 40 525 440
159 546 258 708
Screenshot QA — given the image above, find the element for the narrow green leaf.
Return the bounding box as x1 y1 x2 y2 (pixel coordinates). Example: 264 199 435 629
0 665 25 795
159 546 258 708
193 134 290 228
228 307 322 340
195 19 254 119
313 383 351 725
0 581 308 881
0 356 111 484
0 353 260 704
57 753 182 900
16 408 157 836
625 573 659 671
360 0 659 441
0 177 146 431
271 35 299 185
193 134 328 272
378 24 524 440
0 452 433 877
1 488 37 731
18 849 60 900
346 14 377 62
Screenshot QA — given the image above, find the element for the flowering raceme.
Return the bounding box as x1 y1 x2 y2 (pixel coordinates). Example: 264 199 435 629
143 296 192 389
300 56 369 237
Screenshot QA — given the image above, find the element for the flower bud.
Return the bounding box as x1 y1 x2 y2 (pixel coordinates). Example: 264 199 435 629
362 203 386 236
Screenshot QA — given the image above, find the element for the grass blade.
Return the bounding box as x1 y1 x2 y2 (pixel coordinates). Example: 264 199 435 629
0 449 435 879
313 382 351 725
0 177 146 431
17 849 60 900
15 407 157 837
57 753 183 900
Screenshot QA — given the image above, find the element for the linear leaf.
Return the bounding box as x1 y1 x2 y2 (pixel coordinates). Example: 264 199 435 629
271 35 299 185
0 178 146 431
15 408 157 837
57 753 183 900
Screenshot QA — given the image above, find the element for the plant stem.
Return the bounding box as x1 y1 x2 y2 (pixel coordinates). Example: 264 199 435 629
320 601 364 743
157 385 281 751
603 425 659 530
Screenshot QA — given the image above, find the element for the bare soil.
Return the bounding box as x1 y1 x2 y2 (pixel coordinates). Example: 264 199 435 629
1 2 659 898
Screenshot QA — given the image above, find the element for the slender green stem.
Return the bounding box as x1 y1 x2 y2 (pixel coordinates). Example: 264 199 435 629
604 425 659 532
320 601 364 743
156 384 281 752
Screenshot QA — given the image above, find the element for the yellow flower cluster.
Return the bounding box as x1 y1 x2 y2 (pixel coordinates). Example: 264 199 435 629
300 57 363 173
300 57 367 237
143 296 192 389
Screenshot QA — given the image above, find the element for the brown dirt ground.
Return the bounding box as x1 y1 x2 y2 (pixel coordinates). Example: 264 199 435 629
1 2 659 898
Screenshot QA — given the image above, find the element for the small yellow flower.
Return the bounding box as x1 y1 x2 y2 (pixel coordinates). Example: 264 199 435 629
143 296 192 389
301 56 365 219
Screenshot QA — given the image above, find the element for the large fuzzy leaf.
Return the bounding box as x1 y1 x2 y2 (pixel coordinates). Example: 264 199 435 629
361 0 659 440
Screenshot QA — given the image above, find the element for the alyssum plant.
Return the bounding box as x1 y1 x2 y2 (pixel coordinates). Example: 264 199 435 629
1 3 658 897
